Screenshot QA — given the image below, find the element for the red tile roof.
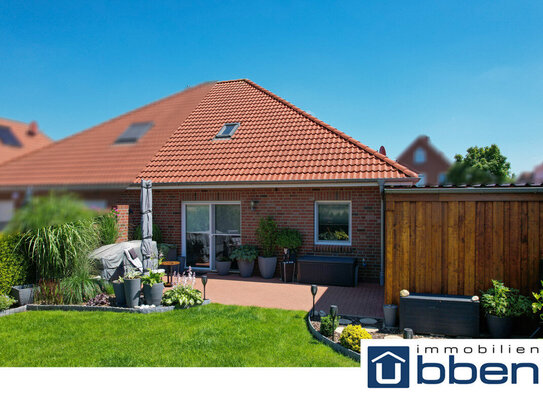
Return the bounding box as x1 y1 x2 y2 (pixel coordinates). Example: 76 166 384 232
0 82 215 187
0 118 52 165
0 79 417 188
137 79 417 184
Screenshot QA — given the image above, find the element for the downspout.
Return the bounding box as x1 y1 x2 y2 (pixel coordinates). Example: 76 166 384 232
379 180 385 286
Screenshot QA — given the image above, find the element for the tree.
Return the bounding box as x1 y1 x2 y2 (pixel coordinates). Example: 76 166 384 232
446 144 512 185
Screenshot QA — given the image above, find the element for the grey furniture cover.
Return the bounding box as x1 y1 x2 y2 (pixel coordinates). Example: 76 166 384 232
90 240 158 280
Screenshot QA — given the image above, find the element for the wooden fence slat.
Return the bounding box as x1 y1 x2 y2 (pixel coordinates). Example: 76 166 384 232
464 201 476 295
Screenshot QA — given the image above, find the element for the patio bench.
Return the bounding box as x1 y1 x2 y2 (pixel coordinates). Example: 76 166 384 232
297 255 358 287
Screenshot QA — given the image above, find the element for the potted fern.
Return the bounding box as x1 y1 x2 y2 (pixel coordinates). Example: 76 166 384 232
230 245 258 278
256 217 278 279
141 269 165 306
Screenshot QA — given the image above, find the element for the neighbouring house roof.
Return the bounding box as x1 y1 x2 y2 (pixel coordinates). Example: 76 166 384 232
0 118 52 165
0 79 417 188
517 162 543 184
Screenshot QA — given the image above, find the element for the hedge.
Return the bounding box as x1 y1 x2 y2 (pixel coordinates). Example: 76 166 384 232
0 234 30 295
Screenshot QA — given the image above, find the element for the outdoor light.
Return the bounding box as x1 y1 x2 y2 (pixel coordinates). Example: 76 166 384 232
250 200 259 211
311 285 318 318
403 328 414 339
201 274 208 300
330 304 338 329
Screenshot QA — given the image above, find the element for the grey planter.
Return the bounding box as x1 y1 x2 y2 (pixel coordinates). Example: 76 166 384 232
238 259 255 278
258 256 277 279
143 283 164 306
10 284 35 306
123 278 141 308
383 304 398 327
487 314 513 338
216 260 231 276
112 282 126 307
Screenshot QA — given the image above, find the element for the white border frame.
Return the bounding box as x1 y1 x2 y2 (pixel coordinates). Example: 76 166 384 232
314 200 352 246
181 201 242 270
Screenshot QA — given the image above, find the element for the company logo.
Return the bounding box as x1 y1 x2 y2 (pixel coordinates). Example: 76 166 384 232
367 346 410 388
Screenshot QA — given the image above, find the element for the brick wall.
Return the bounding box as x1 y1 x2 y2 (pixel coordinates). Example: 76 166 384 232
115 204 129 242
117 186 382 282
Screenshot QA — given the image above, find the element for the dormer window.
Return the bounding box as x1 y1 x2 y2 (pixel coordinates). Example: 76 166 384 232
215 122 240 139
414 147 426 164
114 122 153 144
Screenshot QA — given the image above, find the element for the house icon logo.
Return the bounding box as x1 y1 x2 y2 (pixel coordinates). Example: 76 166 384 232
367 346 410 388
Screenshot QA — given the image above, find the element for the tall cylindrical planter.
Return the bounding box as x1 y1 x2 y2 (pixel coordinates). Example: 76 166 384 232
124 278 141 308
383 304 398 328
258 256 277 279
238 260 255 278
112 282 126 307
487 314 513 338
143 283 164 306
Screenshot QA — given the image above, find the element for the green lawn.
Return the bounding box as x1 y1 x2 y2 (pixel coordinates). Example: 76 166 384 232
0 304 357 367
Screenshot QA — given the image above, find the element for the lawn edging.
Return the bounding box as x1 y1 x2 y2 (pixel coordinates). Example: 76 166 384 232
0 305 27 318
305 313 360 362
26 304 176 314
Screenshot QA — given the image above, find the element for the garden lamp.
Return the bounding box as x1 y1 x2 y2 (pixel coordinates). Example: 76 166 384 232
330 304 338 328
310 285 318 318
201 275 208 300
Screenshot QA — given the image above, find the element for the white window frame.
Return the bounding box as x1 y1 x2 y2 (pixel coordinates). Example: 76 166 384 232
215 122 240 139
181 201 242 271
314 200 352 246
414 147 426 164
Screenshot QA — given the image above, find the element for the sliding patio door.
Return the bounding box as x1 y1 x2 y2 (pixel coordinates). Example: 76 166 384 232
183 202 241 271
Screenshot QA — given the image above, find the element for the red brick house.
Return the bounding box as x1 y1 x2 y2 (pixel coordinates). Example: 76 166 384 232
0 79 417 282
396 135 450 186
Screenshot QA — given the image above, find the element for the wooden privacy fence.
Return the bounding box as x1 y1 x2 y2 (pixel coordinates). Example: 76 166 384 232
384 187 543 305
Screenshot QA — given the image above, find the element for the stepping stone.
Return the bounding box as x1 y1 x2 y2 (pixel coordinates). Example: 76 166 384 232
319 310 326 317
360 317 378 325
339 318 352 325
334 326 345 335
384 335 403 340
364 327 379 333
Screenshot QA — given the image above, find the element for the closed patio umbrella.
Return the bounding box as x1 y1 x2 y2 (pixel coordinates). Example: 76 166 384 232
140 179 153 271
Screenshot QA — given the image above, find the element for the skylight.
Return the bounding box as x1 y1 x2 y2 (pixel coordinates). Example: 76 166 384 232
215 123 240 139
0 126 22 147
114 122 154 144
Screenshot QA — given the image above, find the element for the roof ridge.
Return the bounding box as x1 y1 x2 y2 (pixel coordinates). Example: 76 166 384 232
239 79 418 178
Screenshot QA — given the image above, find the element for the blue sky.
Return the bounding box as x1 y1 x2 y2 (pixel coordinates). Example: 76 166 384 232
1 1 542 176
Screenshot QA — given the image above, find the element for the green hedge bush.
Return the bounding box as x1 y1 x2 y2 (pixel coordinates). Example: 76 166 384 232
319 315 339 337
0 233 29 295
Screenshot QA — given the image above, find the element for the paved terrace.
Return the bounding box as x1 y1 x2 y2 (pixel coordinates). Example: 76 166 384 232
186 274 384 318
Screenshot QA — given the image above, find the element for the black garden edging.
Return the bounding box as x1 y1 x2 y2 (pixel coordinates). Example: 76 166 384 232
305 313 360 362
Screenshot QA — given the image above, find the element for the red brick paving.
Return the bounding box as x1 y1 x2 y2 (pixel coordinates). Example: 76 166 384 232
183 273 384 318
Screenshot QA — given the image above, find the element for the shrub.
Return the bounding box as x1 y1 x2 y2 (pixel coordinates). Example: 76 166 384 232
96 209 118 245
481 280 531 318
133 223 163 244
0 294 16 311
339 325 372 352
87 293 110 307
256 217 278 257
34 280 64 305
0 233 29 295
533 281 543 321
162 285 203 308
319 315 339 337
230 245 258 262
277 228 302 250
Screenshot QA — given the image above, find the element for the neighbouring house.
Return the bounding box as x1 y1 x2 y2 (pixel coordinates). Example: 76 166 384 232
0 118 52 228
517 162 543 184
0 79 418 282
396 135 450 186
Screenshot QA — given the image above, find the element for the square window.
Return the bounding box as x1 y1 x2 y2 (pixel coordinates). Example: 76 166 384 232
215 123 240 139
315 201 351 245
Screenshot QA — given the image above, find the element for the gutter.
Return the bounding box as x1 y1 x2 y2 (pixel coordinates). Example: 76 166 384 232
384 186 543 194
379 180 385 286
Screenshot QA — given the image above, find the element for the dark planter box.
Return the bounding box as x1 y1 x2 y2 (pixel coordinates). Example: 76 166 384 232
10 284 35 306
400 293 480 337
297 256 357 286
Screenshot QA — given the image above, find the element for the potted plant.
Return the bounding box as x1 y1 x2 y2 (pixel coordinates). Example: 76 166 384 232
112 277 126 307
230 245 258 278
122 268 142 308
256 216 278 279
277 228 302 262
215 255 232 276
141 269 165 306
481 280 531 338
